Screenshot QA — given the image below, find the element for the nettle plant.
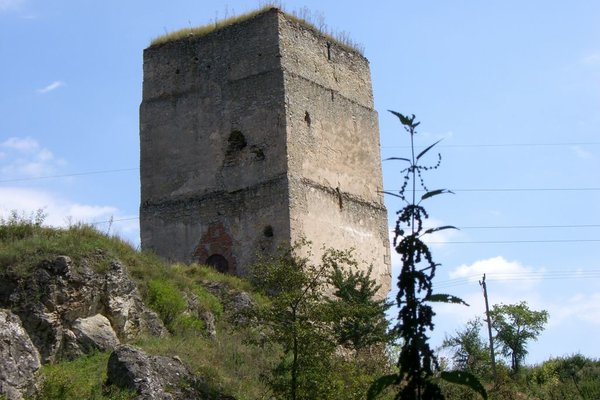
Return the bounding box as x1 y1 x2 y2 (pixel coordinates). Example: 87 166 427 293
369 112 487 400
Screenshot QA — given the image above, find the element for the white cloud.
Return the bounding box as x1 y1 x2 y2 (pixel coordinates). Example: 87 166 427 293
546 292 600 326
449 256 543 288
2 137 39 152
0 0 23 11
0 136 66 179
570 145 593 160
0 187 116 225
37 80 65 94
0 187 139 244
581 52 600 67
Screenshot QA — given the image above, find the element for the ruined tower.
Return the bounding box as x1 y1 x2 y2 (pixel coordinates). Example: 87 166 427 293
140 8 390 293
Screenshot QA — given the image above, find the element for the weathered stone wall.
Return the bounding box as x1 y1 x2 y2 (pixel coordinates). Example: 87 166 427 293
278 14 390 293
140 8 390 293
140 10 291 273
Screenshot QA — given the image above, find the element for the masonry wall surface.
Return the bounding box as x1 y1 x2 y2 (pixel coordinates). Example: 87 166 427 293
278 15 390 292
140 8 390 293
140 10 290 274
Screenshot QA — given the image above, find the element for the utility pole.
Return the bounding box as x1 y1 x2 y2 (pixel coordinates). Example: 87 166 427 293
480 274 497 382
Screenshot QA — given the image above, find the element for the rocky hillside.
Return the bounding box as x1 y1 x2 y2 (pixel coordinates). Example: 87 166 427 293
0 218 271 400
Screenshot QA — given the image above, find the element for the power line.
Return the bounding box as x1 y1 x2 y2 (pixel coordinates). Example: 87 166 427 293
381 141 600 149
459 224 600 230
3 169 599 194
389 224 600 233
436 270 600 289
90 217 138 225
384 187 600 192
426 239 600 244
0 168 138 183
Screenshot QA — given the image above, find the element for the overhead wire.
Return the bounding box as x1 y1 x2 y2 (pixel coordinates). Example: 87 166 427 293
0 168 138 183
435 269 600 290
425 239 600 244
381 141 600 149
1 141 598 183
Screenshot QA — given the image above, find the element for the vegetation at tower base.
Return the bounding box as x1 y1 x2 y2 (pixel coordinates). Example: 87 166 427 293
247 243 394 400
368 112 486 400
0 214 397 400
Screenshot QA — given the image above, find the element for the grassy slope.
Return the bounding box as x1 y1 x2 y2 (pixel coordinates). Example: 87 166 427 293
0 217 275 400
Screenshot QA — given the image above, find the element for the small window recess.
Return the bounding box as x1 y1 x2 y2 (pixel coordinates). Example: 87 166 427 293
227 130 247 153
304 111 311 127
263 225 274 237
326 42 332 60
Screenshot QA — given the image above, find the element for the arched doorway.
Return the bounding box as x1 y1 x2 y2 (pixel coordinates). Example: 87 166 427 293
205 254 229 274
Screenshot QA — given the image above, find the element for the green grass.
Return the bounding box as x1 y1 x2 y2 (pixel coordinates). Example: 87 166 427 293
146 279 188 328
39 352 135 400
195 285 224 318
1 217 276 398
0 216 263 310
136 324 280 400
151 6 273 47
0 215 163 278
150 5 363 54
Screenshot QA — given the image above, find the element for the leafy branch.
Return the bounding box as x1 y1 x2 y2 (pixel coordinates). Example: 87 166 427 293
369 112 486 400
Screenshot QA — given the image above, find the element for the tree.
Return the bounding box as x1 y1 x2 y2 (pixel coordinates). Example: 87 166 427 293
326 249 392 352
249 243 333 400
489 301 549 372
441 318 491 376
249 244 393 400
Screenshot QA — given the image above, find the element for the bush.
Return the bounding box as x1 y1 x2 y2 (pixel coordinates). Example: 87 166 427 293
39 352 134 400
172 314 205 336
195 285 223 318
526 354 600 399
146 279 186 329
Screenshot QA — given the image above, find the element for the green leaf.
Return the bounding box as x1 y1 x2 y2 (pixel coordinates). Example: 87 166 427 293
388 110 417 127
366 373 398 400
381 190 404 199
416 139 442 160
421 189 454 201
388 110 409 125
440 371 488 400
384 157 412 163
423 225 458 235
425 293 469 306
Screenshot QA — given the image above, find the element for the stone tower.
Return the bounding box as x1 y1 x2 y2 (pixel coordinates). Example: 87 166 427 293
140 8 391 294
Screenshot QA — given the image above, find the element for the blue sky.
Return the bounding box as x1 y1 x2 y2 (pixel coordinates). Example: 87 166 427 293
1 0 599 365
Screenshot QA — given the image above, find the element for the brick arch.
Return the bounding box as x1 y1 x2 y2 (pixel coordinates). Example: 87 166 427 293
193 222 236 274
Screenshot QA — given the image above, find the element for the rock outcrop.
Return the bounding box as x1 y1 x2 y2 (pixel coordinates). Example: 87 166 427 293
0 309 41 400
0 256 167 364
106 345 203 400
0 254 247 399
63 314 120 358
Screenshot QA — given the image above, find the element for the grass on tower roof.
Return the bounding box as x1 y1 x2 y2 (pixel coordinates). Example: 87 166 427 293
149 6 363 55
